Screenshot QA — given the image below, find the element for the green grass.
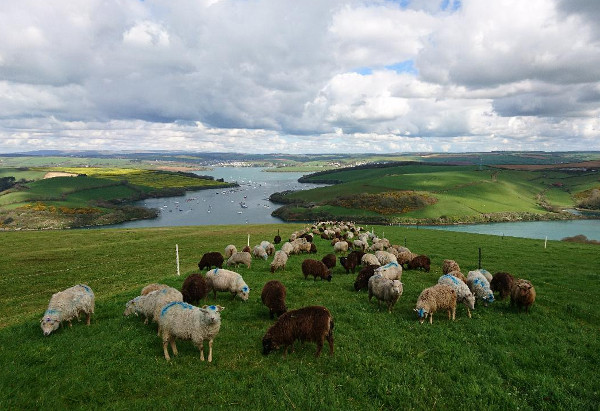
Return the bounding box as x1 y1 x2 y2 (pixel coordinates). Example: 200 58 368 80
0 224 598 409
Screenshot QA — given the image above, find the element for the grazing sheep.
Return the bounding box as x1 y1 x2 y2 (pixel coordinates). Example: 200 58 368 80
260 241 276 256
442 259 460 275
478 268 493 283
334 241 349 253
270 250 288 273
414 284 457 324
226 251 252 268
158 302 224 361
375 250 398 266
467 270 495 306
41 284 95 336
262 306 334 358
141 283 168 296
299 233 314 242
396 250 416 267
273 229 282 245
224 244 237 259
281 242 294 255
368 274 403 313
510 279 536 313
124 289 182 329
181 273 209 305
385 247 399 258
309 243 318 254
438 274 475 318
407 255 431 272
361 253 381 267
354 265 379 291
261 280 287 319
369 241 385 252
374 262 402 281
449 271 468 284
340 251 363 274
321 253 337 269
301 259 332 282
253 245 268 260
241 245 251 253
352 239 367 251
490 272 515 300
198 252 224 270
148 287 185 335
205 268 250 301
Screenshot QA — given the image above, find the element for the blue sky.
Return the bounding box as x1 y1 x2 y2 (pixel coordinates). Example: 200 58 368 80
0 0 598 153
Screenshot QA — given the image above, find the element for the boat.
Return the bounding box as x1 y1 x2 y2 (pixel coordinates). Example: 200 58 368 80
240 202 248 209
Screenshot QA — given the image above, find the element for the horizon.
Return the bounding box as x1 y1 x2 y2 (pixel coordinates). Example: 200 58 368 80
1 1 599 153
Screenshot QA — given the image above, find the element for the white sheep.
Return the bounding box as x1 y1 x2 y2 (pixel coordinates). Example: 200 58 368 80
281 242 294 255
260 241 275 256
270 250 288 273
333 241 349 253
226 251 251 268
414 284 457 324
41 284 95 336
158 302 224 361
438 274 475 318
467 270 495 306
375 250 398 266
205 268 250 301
374 262 402 281
368 274 403 313
352 239 367 251
124 287 184 335
224 244 237 259
361 253 381 267
253 245 268 260
290 238 309 254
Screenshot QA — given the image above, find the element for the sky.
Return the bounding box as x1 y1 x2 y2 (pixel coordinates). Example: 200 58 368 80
0 0 599 154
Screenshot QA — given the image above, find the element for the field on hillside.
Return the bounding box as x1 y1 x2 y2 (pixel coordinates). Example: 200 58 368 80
273 164 600 224
0 224 598 409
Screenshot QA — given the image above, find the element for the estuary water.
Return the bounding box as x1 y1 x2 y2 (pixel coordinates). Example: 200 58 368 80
110 167 325 228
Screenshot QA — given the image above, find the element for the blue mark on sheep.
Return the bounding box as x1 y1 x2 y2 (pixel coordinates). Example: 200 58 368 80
79 284 92 293
383 262 399 268
442 274 459 285
208 305 217 311
160 301 194 317
242 286 249 292
417 308 425 318
213 268 219 274
44 309 59 316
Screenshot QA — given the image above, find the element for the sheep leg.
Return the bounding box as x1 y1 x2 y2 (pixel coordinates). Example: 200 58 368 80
429 314 433 324
315 340 323 357
162 335 172 361
207 339 213 362
68 320 72 327
451 307 456 321
170 339 178 357
283 346 288 358
327 333 334 356
199 341 205 361
86 313 91 325
466 306 472 318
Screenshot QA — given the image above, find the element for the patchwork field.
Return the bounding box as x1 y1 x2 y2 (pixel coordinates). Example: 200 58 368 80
0 224 598 409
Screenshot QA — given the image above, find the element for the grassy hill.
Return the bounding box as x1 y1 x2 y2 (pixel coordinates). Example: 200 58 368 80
0 224 598 409
272 163 600 224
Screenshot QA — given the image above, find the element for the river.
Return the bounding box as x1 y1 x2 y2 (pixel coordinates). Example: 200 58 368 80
110 167 325 228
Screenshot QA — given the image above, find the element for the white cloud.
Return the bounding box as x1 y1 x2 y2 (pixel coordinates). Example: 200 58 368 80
0 0 598 154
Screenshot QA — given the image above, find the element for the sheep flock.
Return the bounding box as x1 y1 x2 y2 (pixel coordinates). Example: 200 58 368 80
40 220 537 363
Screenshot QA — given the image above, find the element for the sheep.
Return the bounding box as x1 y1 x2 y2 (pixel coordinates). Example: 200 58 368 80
261 280 287 319
510 279 536 313
241 245 251 253
354 265 379 291
252 245 268 260
442 259 460 275
41 284 95 336
181 273 209 305
361 253 380 267
299 232 314 242
368 274 403 313
396 250 416 267
281 242 294 255
226 251 252 268
124 291 159 325
321 253 337 270
141 283 168 296
369 241 385 252
198 252 224 270
270 250 288 273
480 269 493 283
407 255 431 272
309 243 318 254
467 270 495 306
374 262 402 281
158 302 224 361
205 268 250 301
333 241 349 253
224 244 237 259
438 274 475 318
352 239 367 251
260 241 276 256
414 284 457 324
262 306 334 358
449 270 468 284
385 247 399 258
273 230 282 245
301 259 332 282
340 251 363 274
490 272 515 300
375 250 398 266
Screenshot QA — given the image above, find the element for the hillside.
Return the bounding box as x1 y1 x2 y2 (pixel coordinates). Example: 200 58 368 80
271 163 600 224
0 224 598 408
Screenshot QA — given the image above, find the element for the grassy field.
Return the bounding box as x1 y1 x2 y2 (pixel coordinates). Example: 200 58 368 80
275 164 600 224
0 223 598 409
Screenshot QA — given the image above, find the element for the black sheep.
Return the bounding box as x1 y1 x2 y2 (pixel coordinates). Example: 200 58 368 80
198 252 224 271
181 273 209 305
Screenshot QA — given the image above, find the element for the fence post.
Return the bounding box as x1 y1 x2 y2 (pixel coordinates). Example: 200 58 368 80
544 236 547 249
176 244 180 276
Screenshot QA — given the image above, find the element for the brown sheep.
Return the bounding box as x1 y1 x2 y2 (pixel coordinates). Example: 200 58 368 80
198 252 224 271
309 243 318 254
414 284 457 324
511 279 536 313
262 306 334 358
261 280 287 319
241 245 251 253
321 254 336 269
302 259 332 281
181 273 209 305
490 272 514 300
408 255 431 272
442 259 460 274
354 265 378 291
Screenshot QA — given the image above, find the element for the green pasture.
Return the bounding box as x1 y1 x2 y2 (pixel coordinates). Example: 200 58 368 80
0 224 598 409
